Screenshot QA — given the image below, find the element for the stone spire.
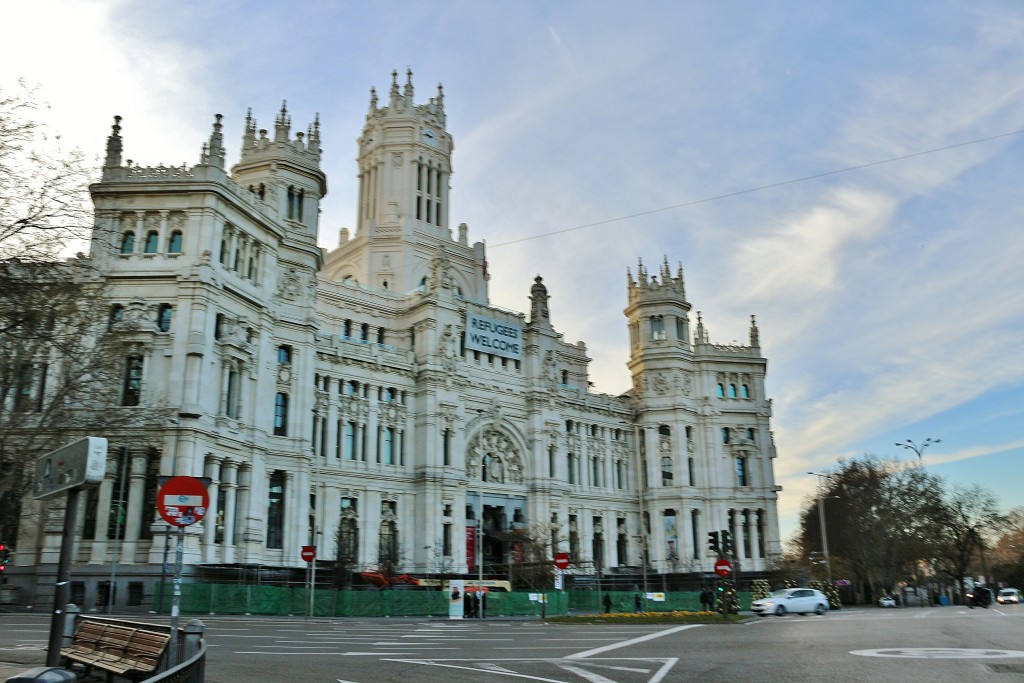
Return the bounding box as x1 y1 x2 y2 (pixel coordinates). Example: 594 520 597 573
242 108 257 151
749 315 760 348
403 68 414 102
388 70 401 108
104 115 123 168
530 275 551 326
202 114 226 168
368 86 378 112
274 101 291 142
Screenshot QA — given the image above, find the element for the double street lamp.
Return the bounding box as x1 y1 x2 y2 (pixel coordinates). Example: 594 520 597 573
895 437 941 466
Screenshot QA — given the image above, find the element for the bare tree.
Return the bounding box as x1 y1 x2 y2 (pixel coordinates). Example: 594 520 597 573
931 485 1005 591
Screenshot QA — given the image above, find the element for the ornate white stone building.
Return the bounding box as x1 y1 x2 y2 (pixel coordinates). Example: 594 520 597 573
15 70 782 606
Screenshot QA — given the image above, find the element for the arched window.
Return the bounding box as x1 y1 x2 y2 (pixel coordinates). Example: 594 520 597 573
168 230 183 253
741 384 750 398
144 231 159 254
716 383 725 397
120 231 135 254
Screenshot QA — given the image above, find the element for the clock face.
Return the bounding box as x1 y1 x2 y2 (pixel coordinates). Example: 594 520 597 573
422 128 438 147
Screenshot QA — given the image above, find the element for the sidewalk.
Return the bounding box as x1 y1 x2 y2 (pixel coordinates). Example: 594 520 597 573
0 650 48 682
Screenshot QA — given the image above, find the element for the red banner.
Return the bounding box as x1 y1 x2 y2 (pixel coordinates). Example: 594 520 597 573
466 526 476 572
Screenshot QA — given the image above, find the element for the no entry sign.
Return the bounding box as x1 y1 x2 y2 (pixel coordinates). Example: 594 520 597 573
157 476 209 527
554 552 571 570
301 545 316 562
714 558 733 577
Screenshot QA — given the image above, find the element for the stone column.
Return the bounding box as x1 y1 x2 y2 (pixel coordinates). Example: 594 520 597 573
235 464 253 561
88 458 117 563
202 455 223 562
120 454 149 562
221 461 239 563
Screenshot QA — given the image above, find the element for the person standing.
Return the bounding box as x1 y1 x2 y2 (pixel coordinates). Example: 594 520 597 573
634 594 643 612
603 593 612 613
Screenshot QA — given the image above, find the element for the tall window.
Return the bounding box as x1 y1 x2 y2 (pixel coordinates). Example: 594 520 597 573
741 384 750 398
168 230 183 253
688 457 695 486
157 304 173 332
122 355 143 406
14 364 34 412
267 470 285 549
343 422 356 460
273 392 289 436
108 304 124 330
379 501 398 565
591 456 601 487
225 364 240 418
443 429 452 466
120 231 135 254
566 454 576 485
277 345 292 364
339 498 358 567
722 427 730 444
716 383 725 397
144 230 159 253
736 456 749 486
381 427 394 465
660 456 673 486
568 515 580 560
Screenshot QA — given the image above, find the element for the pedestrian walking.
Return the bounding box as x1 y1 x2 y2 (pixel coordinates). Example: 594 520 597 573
634 594 643 612
603 593 612 613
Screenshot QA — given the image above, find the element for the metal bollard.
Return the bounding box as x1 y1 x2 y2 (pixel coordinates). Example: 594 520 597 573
181 619 205 661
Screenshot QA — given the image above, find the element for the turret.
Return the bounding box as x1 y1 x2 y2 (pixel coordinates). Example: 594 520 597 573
231 102 327 239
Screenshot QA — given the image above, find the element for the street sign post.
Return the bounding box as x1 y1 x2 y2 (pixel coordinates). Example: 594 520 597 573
714 558 733 577
554 552 570 570
33 437 107 667
156 476 210 667
33 437 108 501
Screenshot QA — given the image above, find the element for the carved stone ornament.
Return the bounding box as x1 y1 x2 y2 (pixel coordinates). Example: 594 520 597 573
466 428 523 484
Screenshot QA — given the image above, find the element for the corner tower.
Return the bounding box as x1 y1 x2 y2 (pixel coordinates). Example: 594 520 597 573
625 257 692 385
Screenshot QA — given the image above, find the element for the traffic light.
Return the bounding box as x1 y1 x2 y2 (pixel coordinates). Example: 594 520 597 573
707 531 720 554
0 544 9 572
721 530 733 555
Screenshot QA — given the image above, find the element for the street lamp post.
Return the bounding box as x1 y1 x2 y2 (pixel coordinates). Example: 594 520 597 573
807 472 833 586
894 437 941 466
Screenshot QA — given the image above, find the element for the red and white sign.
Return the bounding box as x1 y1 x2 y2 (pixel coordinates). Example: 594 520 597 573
554 552 571 570
714 558 733 577
157 476 209 527
301 545 316 563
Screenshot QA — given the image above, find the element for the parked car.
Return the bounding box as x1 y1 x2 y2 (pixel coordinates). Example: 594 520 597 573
997 588 1021 605
878 596 897 608
751 588 829 616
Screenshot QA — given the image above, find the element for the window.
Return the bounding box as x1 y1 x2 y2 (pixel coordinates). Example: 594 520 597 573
108 304 124 330
381 427 394 465
442 523 452 557
716 383 725 397
214 314 225 340
675 316 686 342
746 428 755 442
688 457 695 486
650 315 666 340
225 364 240 418
591 456 601 487
277 345 292 364
567 454 576 484
267 470 285 548
144 230 159 254
728 384 737 398
722 427 730 444
14 364 34 412
122 355 143 406
379 501 398 565
157 304 173 332
120 231 135 254
741 384 750 398
168 230 183 253
443 429 452 466
273 392 289 436
343 422 356 460
661 456 673 486
736 456 749 486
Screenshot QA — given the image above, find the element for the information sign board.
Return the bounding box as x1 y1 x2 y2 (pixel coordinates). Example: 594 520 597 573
33 437 108 500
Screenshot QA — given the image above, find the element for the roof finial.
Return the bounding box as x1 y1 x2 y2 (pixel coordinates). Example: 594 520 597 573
274 100 291 142
204 113 225 168
104 115 123 168
404 67 414 100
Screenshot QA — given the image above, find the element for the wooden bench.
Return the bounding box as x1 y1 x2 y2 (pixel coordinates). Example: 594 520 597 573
61 618 171 681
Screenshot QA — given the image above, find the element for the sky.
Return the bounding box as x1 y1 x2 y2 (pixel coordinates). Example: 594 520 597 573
3 0 1024 546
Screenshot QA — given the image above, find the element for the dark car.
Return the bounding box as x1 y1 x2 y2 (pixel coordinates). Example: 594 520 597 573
966 586 993 608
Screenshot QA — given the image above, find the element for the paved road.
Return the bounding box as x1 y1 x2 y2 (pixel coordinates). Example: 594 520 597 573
3 605 1024 682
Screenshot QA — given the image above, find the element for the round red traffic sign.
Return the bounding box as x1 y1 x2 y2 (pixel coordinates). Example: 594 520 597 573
554 552 571 570
301 545 316 563
157 476 209 527
714 558 733 577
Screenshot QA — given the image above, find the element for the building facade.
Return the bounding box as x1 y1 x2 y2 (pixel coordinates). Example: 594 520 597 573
13 71 782 608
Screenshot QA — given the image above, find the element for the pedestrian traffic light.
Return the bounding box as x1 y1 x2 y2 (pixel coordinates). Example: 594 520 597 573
707 531 720 554
721 530 733 555
0 543 8 572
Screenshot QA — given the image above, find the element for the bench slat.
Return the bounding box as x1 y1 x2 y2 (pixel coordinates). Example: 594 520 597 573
62 619 171 680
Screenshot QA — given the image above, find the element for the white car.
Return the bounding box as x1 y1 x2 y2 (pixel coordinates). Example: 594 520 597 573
751 588 829 617
878 596 897 608
997 588 1021 605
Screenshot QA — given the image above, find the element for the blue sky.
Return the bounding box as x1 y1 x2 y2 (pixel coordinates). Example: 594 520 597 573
4 0 1023 544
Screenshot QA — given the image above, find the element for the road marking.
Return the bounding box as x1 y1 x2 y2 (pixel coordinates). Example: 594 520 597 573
382 657 679 683
566 625 701 659
851 648 1024 659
